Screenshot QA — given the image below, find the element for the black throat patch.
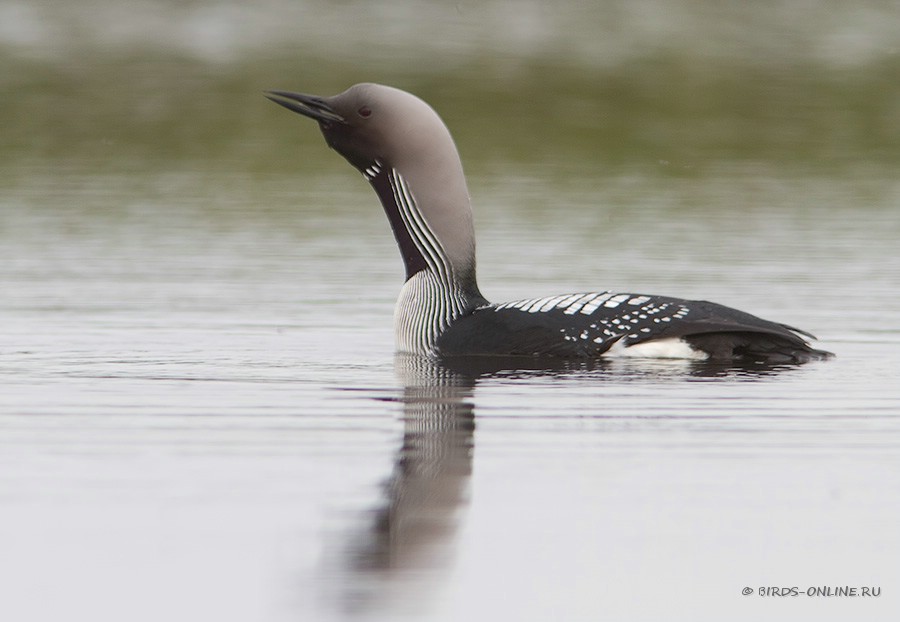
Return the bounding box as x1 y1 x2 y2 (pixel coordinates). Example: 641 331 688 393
365 162 428 280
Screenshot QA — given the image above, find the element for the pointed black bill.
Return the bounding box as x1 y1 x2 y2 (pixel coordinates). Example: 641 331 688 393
265 90 345 124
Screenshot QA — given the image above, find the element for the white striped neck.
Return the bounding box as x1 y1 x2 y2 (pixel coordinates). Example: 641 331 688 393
394 270 476 355
364 162 485 355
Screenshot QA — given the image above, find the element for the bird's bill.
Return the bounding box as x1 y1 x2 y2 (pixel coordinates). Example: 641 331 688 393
265 90 345 124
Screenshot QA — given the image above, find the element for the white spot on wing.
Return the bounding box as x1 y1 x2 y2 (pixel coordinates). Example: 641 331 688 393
580 292 613 315
555 293 585 311
604 293 631 308
524 296 557 313
564 293 598 315
537 294 572 313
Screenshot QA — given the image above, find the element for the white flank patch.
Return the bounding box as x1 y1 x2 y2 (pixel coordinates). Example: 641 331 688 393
604 337 709 360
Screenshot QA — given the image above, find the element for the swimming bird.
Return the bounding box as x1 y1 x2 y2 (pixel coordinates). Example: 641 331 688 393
266 83 831 363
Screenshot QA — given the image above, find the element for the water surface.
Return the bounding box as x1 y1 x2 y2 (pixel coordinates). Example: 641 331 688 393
3 166 899 622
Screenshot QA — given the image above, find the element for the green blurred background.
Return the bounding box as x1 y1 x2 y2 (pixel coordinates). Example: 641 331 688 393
1 0 898 179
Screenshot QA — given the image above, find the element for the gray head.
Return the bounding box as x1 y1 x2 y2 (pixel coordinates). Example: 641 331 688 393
267 83 477 285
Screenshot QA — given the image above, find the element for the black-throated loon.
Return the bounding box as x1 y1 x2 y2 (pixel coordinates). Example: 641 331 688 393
266 83 832 363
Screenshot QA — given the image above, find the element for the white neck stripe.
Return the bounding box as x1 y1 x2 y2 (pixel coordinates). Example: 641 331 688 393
387 169 470 354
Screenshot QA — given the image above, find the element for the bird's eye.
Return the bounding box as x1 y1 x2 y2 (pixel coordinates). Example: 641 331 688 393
358 106 372 118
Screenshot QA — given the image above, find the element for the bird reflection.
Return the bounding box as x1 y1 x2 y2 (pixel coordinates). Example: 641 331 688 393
336 355 477 617
351 355 475 572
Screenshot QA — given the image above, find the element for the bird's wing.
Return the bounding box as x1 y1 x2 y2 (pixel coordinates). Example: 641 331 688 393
436 291 819 359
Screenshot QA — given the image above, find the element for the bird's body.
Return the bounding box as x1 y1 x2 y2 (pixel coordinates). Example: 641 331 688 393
437 292 823 363
267 83 832 364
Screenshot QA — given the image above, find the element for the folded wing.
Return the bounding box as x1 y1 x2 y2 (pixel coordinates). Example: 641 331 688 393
436 291 831 363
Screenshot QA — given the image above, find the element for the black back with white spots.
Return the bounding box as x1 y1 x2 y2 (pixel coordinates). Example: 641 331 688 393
435 291 829 363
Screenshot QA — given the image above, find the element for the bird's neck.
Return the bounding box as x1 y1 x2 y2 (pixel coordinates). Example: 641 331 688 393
364 159 485 355
394 270 482 355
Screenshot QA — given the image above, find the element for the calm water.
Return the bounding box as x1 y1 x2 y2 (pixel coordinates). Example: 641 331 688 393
3 1 900 620
2 167 899 622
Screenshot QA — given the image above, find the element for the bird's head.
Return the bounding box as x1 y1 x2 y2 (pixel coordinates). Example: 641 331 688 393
266 83 453 176
266 83 478 284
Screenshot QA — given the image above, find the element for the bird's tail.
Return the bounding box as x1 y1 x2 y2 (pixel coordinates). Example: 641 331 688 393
685 331 834 364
